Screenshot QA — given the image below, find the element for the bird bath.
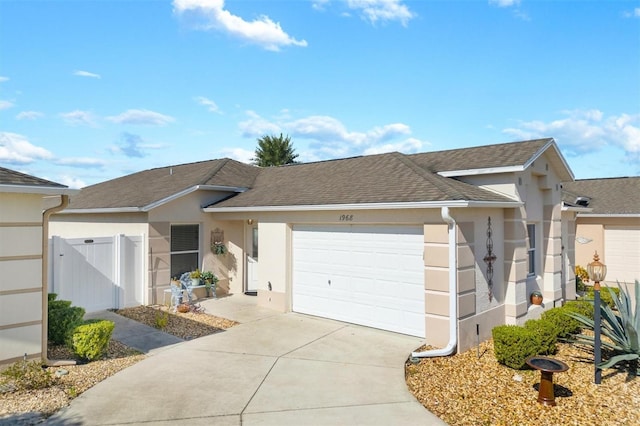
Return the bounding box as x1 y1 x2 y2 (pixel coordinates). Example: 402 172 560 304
525 356 569 406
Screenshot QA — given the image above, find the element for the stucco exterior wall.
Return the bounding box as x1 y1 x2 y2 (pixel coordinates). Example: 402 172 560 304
0 193 45 365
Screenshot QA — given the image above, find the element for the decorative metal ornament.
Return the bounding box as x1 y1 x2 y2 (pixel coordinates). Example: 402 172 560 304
483 217 497 301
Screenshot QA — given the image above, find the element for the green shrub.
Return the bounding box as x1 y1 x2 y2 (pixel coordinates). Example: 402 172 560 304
48 301 85 345
0 360 55 391
492 325 541 369
584 285 620 309
524 319 557 355
567 280 640 375
540 307 582 339
48 293 58 302
68 319 115 361
564 299 594 320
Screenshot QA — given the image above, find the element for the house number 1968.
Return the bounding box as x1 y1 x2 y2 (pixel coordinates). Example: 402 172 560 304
339 214 354 221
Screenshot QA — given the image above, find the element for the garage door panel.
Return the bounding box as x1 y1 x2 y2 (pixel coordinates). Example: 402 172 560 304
293 224 425 337
605 227 640 283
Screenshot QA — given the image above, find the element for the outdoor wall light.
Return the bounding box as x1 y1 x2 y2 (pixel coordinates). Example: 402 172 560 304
587 251 607 384
247 219 254 225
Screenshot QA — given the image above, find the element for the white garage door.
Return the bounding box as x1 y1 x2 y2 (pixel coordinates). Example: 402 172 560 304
292 224 425 337
605 226 640 283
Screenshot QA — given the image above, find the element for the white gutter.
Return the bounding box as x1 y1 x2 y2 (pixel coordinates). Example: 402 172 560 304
42 194 76 366
204 200 522 213
0 184 77 195
576 213 640 218
411 206 458 359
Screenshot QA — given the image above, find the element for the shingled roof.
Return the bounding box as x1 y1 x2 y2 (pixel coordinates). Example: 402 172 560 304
563 177 640 215
408 138 552 173
67 138 568 212
210 151 515 209
67 158 259 210
0 167 68 192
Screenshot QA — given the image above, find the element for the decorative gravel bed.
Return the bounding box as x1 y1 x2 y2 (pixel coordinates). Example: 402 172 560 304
406 339 640 426
0 306 237 423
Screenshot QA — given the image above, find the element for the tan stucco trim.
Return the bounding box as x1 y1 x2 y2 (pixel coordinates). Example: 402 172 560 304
0 320 42 331
0 287 41 296
0 222 42 227
0 254 41 261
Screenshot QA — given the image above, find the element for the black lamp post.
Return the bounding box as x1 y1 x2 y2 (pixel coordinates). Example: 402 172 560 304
587 251 607 384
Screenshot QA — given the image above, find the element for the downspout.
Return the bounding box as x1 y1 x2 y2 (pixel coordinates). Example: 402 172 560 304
42 194 76 366
411 206 458 359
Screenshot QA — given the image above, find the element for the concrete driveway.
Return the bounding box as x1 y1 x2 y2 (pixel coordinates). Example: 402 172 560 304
48 296 446 425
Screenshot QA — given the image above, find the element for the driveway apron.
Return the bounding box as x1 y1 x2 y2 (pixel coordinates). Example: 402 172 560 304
47 297 447 425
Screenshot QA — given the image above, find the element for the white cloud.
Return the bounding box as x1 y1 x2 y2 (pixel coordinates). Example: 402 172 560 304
173 0 307 51
346 0 415 26
107 109 175 126
239 110 419 160
363 137 425 155
313 0 414 26
56 175 87 189
73 70 101 79
502 109 640 161
623 8 640 18
195 96 220 113
60 110 97 126
0 100 14 110
54 157 106 168
219 147 255 164
239 110 282 137
0 76 8 83
0 132 54 164
489 0 520 7
16 111 44 120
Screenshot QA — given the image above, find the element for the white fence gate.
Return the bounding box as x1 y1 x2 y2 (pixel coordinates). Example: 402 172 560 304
49 235 144 313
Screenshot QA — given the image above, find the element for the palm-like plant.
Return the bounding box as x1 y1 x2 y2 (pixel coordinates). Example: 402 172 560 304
252 133 299 167
566 280 639 374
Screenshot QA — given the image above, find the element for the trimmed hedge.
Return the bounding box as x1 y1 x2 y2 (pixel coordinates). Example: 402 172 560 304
564 299 594 320
540 306 582 339
524 319 557 355
584 286 620 309
48 297 85 345
492 325 541 369
68 319 115 361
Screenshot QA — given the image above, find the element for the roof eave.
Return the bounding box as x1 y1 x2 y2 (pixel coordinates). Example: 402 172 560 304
577 213 640 218
141 185 248 212
436 139 575 182
0 184 79 196
204 200 522 213
59 207 143 214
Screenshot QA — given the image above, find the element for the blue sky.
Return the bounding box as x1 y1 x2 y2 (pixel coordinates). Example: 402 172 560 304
0 0 638 188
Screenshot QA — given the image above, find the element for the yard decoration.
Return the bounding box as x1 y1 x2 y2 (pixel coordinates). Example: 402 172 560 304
530 290 543 305
566 280 640 376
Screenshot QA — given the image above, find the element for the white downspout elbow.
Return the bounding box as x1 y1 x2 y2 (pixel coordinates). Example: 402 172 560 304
411 206 458 359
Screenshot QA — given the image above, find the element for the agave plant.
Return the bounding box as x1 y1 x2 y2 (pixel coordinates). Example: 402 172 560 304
566 280 639 375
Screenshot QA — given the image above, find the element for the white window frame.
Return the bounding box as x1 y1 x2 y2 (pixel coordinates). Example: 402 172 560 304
527 223 536 276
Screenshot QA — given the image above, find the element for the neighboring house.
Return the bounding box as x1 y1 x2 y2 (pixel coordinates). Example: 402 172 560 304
51 138 576 353
0 167 76 366
563 177 640 285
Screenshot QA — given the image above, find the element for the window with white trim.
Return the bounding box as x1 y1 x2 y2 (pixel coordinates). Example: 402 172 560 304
170 224 199 279
527 224 536 276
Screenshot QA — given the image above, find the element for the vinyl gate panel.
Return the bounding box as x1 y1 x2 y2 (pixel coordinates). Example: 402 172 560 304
52 237 116 312
51 235 144 312
292 225 425 337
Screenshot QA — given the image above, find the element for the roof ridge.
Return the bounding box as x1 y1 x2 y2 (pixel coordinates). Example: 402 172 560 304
393 153 471 200
200 158 230 185
417 138 553 157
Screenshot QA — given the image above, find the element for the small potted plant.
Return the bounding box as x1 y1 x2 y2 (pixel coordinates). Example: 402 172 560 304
201 271 218 297
189 269 202 287
530 290 543 305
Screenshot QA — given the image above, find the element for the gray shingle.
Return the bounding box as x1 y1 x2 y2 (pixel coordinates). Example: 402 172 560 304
68 159 259 209
563 177 640 215
0 166 67 188
408 138 551 172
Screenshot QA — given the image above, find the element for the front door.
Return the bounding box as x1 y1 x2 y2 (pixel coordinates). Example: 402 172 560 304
246 223 259 295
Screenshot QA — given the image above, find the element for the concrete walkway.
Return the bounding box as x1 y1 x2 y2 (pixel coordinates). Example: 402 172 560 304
48 295 446 425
